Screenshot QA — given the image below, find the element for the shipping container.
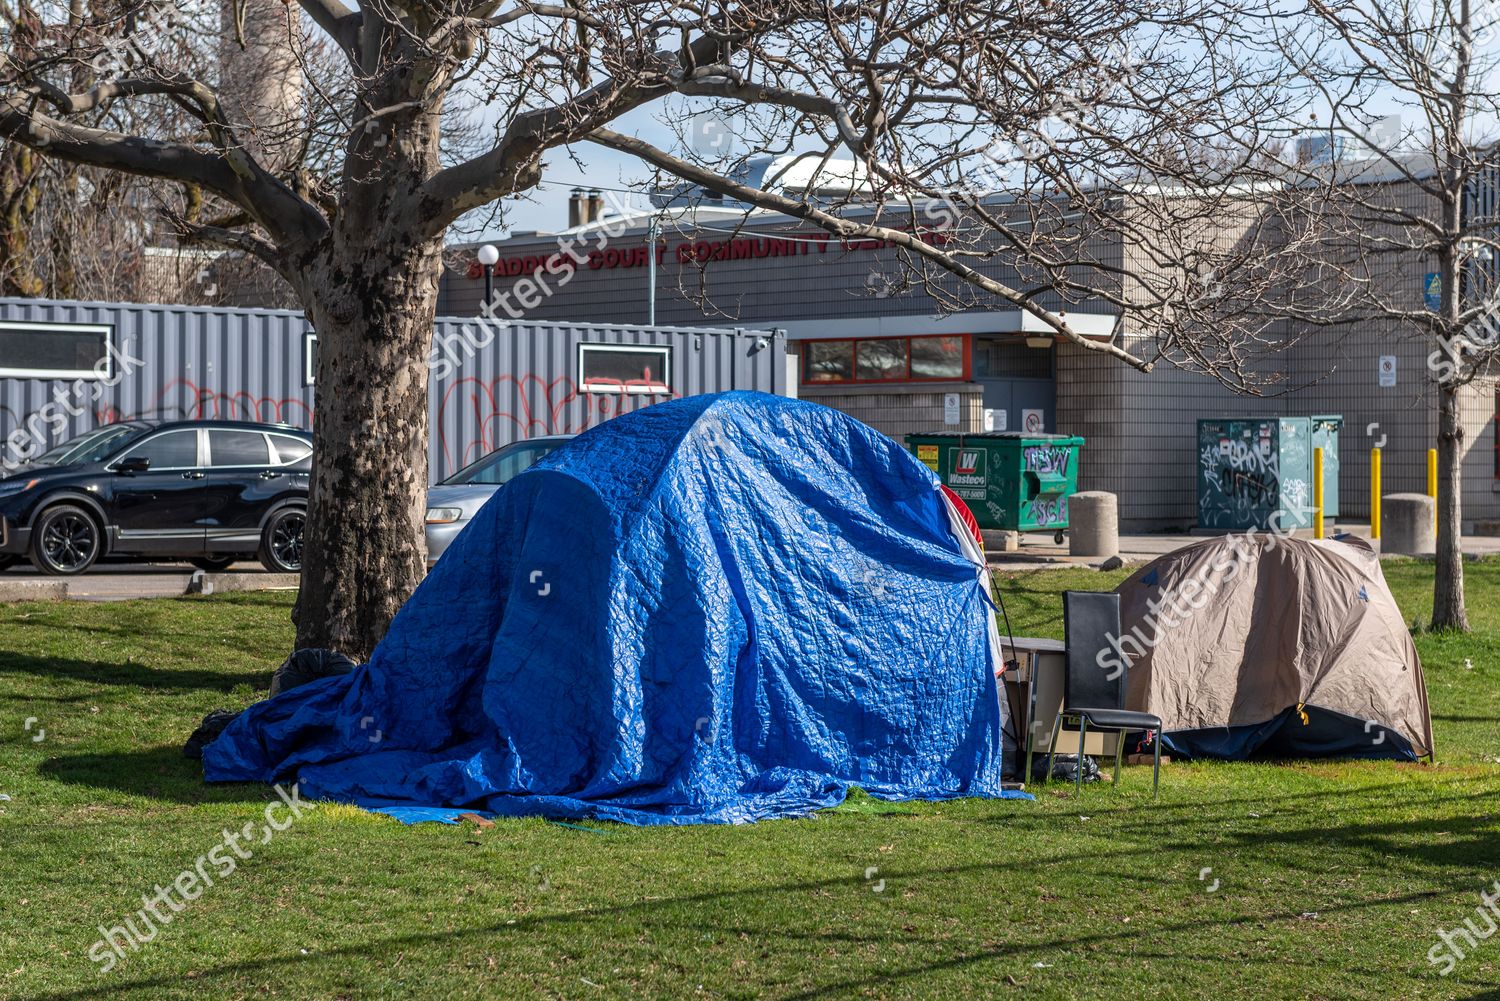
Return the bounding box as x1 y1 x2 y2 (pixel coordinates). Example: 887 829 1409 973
0 298 786 481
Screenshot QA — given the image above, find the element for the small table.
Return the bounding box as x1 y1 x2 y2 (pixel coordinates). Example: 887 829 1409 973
1000 635 1120 784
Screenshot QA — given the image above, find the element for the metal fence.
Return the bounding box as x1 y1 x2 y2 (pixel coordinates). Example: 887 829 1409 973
0 298 786 480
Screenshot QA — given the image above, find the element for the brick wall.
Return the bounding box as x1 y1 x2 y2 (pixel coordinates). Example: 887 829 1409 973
445 189 1500 533
800 383 984 442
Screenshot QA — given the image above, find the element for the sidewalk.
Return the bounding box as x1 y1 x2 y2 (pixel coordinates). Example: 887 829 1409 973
987 522 1500 568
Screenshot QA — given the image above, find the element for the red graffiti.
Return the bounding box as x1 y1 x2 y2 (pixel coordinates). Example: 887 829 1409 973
96 379 313 427
436 374 674 470
65 375 668 478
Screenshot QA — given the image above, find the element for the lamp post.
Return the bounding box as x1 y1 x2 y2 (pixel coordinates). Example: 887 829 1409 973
476 243 500 308
647 214 660 326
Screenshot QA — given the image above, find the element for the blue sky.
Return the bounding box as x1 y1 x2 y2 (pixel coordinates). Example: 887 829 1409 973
483 106 677 238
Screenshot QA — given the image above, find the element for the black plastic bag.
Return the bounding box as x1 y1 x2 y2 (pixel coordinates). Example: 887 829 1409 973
1031 753 1100 784
269 648 357 697
183 709 241 759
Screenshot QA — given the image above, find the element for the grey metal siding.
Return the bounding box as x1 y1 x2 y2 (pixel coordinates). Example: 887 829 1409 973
437 216 1113 328
0 298 783 482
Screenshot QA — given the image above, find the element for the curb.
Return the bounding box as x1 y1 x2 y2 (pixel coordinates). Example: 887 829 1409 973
0 572 300 602
186 572 300 595
988 554 1145 571
0 580 69 602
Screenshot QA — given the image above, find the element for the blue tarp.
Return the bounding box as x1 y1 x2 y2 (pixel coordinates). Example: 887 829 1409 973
204 392 1025 823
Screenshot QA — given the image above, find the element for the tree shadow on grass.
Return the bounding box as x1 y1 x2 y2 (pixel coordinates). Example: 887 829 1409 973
2 613 289 663
983 778 1500 875
0 650 267 693
22 753 1500 997
20 861 1467 1001
36 744 264 806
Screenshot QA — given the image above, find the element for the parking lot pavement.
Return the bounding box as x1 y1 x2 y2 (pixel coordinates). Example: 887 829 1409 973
0 561 295 601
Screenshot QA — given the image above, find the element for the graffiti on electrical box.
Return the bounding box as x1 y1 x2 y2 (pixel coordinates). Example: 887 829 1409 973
1197 420 1311 530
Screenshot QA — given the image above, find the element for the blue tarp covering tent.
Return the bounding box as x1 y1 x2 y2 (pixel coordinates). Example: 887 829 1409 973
205 391 1026 823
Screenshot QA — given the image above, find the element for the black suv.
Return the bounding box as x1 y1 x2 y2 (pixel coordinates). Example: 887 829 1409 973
0 420 312 575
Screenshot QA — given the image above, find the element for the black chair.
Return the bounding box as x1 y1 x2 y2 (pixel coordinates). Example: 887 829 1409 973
1044 590 1163 796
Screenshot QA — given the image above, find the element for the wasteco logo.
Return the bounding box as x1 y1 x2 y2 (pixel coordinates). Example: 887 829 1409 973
949 449 987 486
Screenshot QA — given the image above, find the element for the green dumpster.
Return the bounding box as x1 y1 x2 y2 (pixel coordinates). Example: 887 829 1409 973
905 432 1085 541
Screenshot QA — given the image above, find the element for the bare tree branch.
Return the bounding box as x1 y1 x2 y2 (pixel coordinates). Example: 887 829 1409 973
589 125 1152 371
296 0 363 67
0 103 327 248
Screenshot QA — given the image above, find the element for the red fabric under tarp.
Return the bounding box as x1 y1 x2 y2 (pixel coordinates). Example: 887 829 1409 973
940 484 984 548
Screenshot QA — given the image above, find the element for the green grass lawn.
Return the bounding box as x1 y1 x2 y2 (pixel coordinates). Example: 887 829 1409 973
2 564 1498 999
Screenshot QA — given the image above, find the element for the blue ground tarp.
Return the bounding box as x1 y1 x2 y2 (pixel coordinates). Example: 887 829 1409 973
204 391 1026 823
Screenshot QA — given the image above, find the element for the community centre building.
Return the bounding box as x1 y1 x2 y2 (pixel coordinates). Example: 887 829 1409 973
4 162 1494 535
437 175 1500 533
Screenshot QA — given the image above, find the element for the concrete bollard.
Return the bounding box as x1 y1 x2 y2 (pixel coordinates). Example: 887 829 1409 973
1383 493 1436 555
1069 491 1119 558
982 529 1020 553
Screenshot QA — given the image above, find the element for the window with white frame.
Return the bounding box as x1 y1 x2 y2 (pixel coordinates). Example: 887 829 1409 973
578 343 672 393
0 321 113 379
303 333 318 386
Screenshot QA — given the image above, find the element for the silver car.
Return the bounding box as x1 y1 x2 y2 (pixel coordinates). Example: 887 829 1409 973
424 435 573 567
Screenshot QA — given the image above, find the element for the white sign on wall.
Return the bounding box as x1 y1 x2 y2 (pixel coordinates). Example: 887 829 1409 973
1379 355 1397 387
943 392 961 426
983 408 1006 432
1021 408 1045 433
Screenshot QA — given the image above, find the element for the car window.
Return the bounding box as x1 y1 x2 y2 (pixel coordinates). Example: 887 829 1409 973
446 442 558 485
209 430 271 467
119 430 199 469
269 434 313 465
33 425 145 466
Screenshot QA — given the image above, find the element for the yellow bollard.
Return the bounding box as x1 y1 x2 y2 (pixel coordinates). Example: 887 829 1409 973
1427 448 1438 531
1313 446 1325 539
1370 447 1382 540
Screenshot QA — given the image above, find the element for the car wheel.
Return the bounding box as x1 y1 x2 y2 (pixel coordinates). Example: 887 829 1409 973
29 504 103 575
190 556 238 572
259 507 306 573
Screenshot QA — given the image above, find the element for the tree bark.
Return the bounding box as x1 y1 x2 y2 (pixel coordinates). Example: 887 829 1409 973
294 237 443 659
1431 381 1469 631
0 143 46 296
283 30 455 660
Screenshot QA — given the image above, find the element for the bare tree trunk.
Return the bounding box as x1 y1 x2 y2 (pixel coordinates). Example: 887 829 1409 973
281 31 451 660
1432 381 1469 630
0 143 45 296
295 237 443 659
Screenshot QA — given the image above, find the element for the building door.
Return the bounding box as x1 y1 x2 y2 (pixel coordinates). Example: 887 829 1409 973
973 337 1056 432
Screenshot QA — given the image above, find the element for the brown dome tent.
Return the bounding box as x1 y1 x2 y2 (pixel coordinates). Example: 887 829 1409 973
1106 535 1433 761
